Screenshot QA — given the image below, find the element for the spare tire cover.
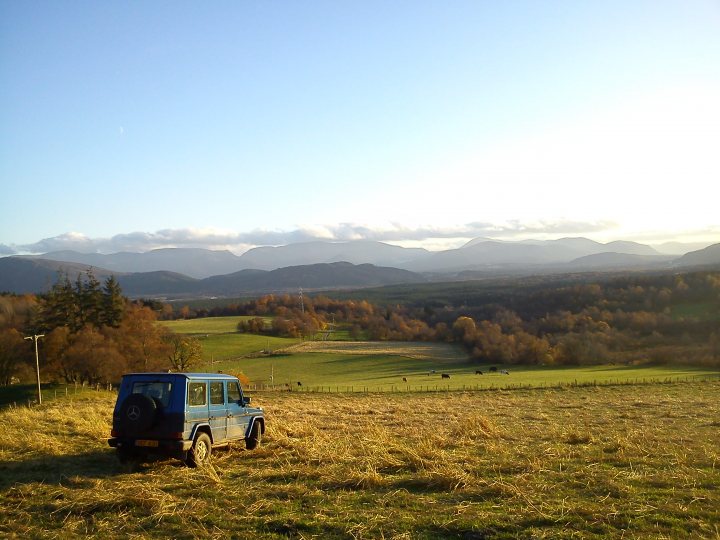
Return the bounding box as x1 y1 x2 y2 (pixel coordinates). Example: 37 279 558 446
119 393 157 435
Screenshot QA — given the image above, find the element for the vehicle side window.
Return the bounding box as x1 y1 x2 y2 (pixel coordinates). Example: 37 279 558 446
210 382 224 405
227 382 241 403
188 382 207 406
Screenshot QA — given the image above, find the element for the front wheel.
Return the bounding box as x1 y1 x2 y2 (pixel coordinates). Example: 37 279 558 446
245 422 262 450
186 433 212 467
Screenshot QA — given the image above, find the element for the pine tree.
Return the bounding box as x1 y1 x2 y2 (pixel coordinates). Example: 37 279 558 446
76 269 103 329
102 276 125 327
38 272 79 332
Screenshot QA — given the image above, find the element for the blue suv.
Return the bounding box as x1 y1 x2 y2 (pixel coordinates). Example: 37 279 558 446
108 372 265 466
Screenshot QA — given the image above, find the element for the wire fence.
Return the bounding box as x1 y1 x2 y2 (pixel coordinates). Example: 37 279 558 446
4 374 719 408
246 374 720 394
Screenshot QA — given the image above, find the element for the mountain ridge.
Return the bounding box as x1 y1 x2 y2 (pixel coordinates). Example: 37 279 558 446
3 239 717 296
13 237 697 277
0 257 425 297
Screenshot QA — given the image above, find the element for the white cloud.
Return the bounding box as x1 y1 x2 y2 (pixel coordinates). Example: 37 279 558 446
11 219 630 255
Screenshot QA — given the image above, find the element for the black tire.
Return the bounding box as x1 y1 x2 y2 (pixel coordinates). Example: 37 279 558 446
186 432 212 467
245 421 262 450
119 393 157 435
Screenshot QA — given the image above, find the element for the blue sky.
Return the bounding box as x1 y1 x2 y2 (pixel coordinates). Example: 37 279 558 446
1 0 719 254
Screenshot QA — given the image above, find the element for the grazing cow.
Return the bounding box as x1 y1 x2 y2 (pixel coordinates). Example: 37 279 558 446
441 373 450 379
500 370 509 375
475 370 483 375
297 381 302 386
489 366 497 372
402 377 407 383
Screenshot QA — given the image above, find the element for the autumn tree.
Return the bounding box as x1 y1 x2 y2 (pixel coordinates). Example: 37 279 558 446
0 328 28 385
111 304 170 371
167 335 202 371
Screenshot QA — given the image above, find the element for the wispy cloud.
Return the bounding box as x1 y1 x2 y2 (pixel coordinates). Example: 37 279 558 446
9 220 626 255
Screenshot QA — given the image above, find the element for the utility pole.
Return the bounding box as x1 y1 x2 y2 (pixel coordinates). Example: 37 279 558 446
24 334 45 405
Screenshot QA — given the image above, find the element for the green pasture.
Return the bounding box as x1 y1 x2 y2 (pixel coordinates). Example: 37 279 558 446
159 316 272 335
211 348 720 391
160 317 720 391
161 315 357 341
198 333 300 362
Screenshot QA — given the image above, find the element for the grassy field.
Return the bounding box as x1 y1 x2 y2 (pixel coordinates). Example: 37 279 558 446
159 316 301 362
159 316 274 335
202 340 720 391
1 382 718 538
160 317 720 391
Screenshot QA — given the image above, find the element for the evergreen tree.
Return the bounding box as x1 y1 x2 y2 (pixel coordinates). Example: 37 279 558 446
38 273 78 332
101 276 125 327
76 269 103 329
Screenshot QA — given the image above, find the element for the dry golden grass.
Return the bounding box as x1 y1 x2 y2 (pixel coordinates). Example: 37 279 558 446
281 341 466 361
1 383 719 539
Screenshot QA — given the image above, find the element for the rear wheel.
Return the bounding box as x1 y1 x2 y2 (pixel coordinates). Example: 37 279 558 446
186 433 212 467
245 421 262 450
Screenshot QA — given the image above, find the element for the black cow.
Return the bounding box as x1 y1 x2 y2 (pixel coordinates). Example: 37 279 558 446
402 377 407 383
475 370 483 375
297 381 302 386
441 373 450 379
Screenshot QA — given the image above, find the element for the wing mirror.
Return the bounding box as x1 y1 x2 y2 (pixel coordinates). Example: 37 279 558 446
242 396 252 406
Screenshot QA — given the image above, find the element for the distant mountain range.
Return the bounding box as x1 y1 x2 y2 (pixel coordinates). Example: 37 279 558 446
2 238 718 297
15 237 712 277
0 258 425 297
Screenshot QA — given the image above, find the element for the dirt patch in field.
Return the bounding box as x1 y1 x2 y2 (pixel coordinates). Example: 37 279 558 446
280 341 466 360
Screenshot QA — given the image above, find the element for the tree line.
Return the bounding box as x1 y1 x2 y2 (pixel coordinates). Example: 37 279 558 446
0 271 201 386
166 271 720 368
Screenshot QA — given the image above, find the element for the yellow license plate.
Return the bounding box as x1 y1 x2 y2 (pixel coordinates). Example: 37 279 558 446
135 440 159 447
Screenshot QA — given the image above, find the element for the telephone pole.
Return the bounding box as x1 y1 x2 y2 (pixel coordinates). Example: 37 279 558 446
24 334 45 405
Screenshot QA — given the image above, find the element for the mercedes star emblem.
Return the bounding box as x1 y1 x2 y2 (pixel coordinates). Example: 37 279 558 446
127 405 141 421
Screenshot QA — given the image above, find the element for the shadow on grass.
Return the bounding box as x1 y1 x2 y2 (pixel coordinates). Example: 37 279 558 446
0 448 176 490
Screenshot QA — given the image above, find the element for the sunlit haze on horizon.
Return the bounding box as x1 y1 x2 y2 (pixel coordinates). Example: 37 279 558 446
1 1 718 255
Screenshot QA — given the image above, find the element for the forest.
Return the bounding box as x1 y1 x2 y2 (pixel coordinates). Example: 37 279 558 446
1 269 718 387
168 270 720 368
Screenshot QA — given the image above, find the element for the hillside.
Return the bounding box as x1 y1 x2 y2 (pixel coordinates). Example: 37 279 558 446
0 257 117 294
675 243 720 267
0 257 425 297
16 237 707 276
237 241 430 270
566 252 673 270
20 248 245 279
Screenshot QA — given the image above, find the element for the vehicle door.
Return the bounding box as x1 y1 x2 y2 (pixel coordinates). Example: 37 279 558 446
186 380 209 437
208 380 228 442
226 381 250 440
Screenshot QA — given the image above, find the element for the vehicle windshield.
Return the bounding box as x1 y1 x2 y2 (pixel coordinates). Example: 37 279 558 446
132 381 172 408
